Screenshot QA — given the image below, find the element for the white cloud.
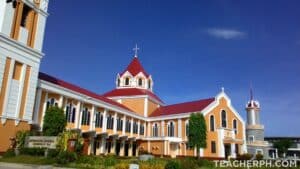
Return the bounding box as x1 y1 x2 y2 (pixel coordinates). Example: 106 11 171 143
206 28 247 40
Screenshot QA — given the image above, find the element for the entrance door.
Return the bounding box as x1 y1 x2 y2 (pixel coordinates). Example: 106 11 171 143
170 143 178 158
224 144 231 159
116 142 121 156
125 143 129 156
132 143 137 156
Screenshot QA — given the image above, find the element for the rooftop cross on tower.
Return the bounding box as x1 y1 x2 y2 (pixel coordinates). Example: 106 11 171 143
133 44 140 57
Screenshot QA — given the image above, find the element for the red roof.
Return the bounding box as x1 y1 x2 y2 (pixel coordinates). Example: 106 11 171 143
39 72 134 112
149 98 215 117
103 88 164 103
120 57 149 77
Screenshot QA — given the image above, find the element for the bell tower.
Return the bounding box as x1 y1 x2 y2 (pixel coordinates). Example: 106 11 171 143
116 45 153 91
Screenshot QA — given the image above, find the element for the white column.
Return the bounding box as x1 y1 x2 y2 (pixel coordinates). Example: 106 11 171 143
40 91 48 130
143 97 148 117
120 139 125 156
58 95 64 108
178 119 182 138
113 112 117 134
33 88 42 124
90 106 95 131
95 140 101 155
231 143 236 158
144 123 146 137
102 109 107 132
130 118 134 136
111 136 116 154
74 101 81 129
100 136 106 154
161 121 165 137
128 140 133 157
88 136 95 155
137 120 140 136
122 115 126 135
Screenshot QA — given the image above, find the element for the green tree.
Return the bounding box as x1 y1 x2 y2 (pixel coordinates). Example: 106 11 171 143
273 139 292 157
188 113 207 158
43 106 67 136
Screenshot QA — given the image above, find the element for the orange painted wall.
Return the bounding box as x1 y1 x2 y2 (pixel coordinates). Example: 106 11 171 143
0 119 30 152
121 98 145 116
150 141 164 155
148 100 159 116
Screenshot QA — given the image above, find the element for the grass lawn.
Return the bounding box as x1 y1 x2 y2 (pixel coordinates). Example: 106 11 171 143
0 155 56 165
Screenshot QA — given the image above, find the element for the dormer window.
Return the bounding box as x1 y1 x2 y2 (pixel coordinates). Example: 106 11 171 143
117 78 120 87
148 80 151 89
125 77 130 86
138 78 143 86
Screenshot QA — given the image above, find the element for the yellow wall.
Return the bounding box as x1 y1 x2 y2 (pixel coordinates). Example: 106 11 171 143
0 120 30 152
121 98 145 116
148 100 159 116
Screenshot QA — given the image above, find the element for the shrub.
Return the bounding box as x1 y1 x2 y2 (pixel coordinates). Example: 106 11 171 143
56 151 77 164
47 149 59 158
104 154 117 167
179 158 197 169
140 163 151 169
256 153 264 160
195 159 214 167
165 160 180 169
15 130 29 148
43 106 66 136
19 147 45 156
115 162 129 169
237 153 253 160
76 155 103 166
3 149 15 158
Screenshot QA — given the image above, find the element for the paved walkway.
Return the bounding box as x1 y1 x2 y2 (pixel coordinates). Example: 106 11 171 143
0 162 73 169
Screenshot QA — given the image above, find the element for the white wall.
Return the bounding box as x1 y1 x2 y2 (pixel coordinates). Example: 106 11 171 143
0 55 6 93
34 14 47 51
0 2 14 36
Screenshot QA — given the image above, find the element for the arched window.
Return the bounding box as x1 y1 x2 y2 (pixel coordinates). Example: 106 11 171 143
133 121 138 134
125 119 131 132
125 77 130 86
81 107 90 125
106 114 114 129
65 103 76 123
233 119 237 134
116 117 123 131
138 78 143 86
210 115 215 131
46 98 58 110
95 112 103 128
221 110 227 128
168 121 175 137
185 122 189 137
152 123 159 137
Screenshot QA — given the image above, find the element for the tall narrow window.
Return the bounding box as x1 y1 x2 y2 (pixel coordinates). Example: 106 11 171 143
210 115 215 131
185 122 189 137
133 121 138 134
211 141 216 153
233 119 237 134
221 110 227 128
168 121 175 137
148 80 151 89
152 123 159 137
81 107 90 125
106 115 113 129
125 120 131 132
117 117 123 131
65 103 75 123
138 78 143 86
140 124 144 135
95 112 103 128
125 77 130 86
46 98 57 110
117 78 120 87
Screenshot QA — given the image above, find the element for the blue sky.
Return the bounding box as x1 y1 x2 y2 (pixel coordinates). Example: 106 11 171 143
41 1 300 136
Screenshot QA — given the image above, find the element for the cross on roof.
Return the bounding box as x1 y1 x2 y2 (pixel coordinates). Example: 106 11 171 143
133 44 139 57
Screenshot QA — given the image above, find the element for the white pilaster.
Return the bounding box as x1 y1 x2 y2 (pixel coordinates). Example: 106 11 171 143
143 97 148 117
161 121 165 136
137 120 140 136
74 101 81 129
231 143 236 158
122 115 126 135
113 112 117 134
15 64 26 119
128 140 133 157
90 105 95 131
2 59 15 120
40 91 48 130
102 109 107 132
120 139 125 156
178 119 182 138
130 118 133 136
33 88 42 124
58 95 64 108
100 136 106 154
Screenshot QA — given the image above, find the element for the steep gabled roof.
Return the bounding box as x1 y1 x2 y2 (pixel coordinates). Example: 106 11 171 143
120 57 149 77
103 88 164 104
39 72 134 112
149 98 215 117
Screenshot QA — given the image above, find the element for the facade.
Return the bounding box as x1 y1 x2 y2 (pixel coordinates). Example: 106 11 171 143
32 55 247 158
0 1 247 158
245 90 271 158
265 137 300 159
0 0 49 152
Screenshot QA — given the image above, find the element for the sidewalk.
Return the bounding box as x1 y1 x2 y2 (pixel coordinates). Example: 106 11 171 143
0 162 74 169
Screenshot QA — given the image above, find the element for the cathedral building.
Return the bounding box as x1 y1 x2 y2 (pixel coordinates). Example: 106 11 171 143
0 0 247 159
